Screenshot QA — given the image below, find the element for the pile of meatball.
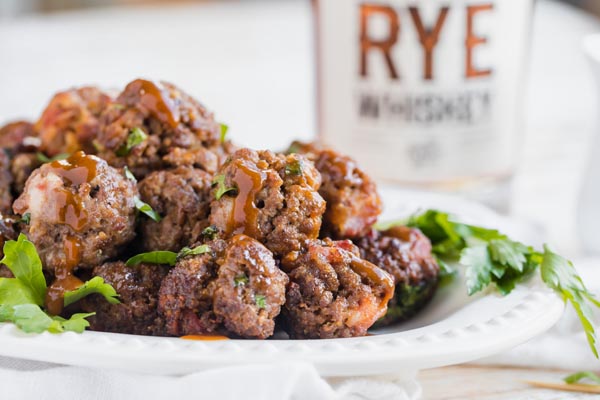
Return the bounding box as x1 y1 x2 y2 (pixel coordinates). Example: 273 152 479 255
0 79 439 339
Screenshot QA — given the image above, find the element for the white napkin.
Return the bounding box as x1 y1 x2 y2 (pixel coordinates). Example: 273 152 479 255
0 357 421 400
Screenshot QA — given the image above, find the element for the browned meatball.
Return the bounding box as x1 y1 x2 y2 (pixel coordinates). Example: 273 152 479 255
158 235 288 339
209 148 326 257
96 79 228 178
355 226 439 325
0 121 38 154
36 87 112 156
12 151 137 273
10 153 42 196
288 141 382 238
280 238 394 339
0 151 13 214
138 166 212 252
80 261 169 335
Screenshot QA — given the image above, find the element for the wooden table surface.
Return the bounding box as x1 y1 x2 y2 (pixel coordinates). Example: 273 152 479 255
420 365 599 400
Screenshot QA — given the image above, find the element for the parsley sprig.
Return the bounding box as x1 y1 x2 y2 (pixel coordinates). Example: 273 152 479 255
0 234 120 334
392 209 600 358
125 244 211 267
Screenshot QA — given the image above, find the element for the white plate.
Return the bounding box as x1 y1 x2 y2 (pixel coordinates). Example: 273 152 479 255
0 187 564 376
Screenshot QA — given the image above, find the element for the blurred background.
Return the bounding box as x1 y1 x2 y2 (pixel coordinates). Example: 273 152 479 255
0 0 599 259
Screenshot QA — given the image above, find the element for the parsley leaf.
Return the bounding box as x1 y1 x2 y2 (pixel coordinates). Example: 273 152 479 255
386 209 600 358
564 371 600 385
63 276 120 308
124 166 137 182
134 197 161 222
220 123 229 143
1 234 46 305
36 152 69 164
234 274 249 287
126 245 211 267
255 294 266 309
212 174 236 200
116 127 147 157
20 213 31 225
202 226 218 240
285 160 303 176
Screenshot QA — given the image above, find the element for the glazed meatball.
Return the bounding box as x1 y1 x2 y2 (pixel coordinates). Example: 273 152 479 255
80 261 169 335
159 235 288 339
36 87 112 156
355 226 439 325
281 238 394 339
96 79 228 178
10 153 42 196
209 148 326 257
138 166 212 252
288 141 382 238
0 121 37 154
0 151 13 214
12 151 137 273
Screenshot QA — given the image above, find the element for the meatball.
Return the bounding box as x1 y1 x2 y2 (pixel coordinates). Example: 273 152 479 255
12 151 138 273
0 121 37 154
80 261 169 335
209 148 326 257
138 166 212 252
0 150 13 214
280 238 394 339
355 226 440 326
158 235 288 339
36 87 112 156
10 153 42 196
96 79 228 178
288 141 382 238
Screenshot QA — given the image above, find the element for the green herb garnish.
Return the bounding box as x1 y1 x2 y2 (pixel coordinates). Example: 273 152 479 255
20 213 31 225
564 371 600 385
36 152 70 164
285 160 303 176
234 274 249 287
63 276 120 308
202 226 218 240
0 234 119 334
220 123 229 143
386 209 600 358
134 197 161 222
116 127 147 157
212 174 236 200
255 294 266 309
126 245 211 267
124 166 137 182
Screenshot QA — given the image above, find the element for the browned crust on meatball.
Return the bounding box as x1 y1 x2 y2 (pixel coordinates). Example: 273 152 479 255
288 141 382 238
96 79 228 178
0 121 37 154
80 261 169 335
209 148 326 257
281 238 394 339
138 166 213 252
12 152 138 271
0 151 13 214
36 87 112 156
158 235 288 339
355 226 440 325
0 213 18 277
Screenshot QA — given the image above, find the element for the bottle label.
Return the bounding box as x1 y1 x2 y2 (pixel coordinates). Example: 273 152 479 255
316 0 532 184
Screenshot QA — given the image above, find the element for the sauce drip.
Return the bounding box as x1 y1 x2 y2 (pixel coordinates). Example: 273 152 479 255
349 257 395 309
228 161 266 238
131 79 180 128
44 152 97 315
180 335 230 341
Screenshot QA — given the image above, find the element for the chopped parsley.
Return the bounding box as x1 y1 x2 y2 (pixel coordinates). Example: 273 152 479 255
285 159 303 176
202 226 218 240
124 166 137 182
20 213 31 225
220 123 229 143
255 294 266 309
564 371 600 385
36 152 69 163
116 127 148 157
126 245 211 267
212 174 236 200
234 274 249 287
134 197 161 222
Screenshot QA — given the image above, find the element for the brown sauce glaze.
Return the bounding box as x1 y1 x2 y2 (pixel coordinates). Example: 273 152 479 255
180 335 230 341
130 79 180 128
46 236 84 315
228 160 266 238
349 256 395 308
